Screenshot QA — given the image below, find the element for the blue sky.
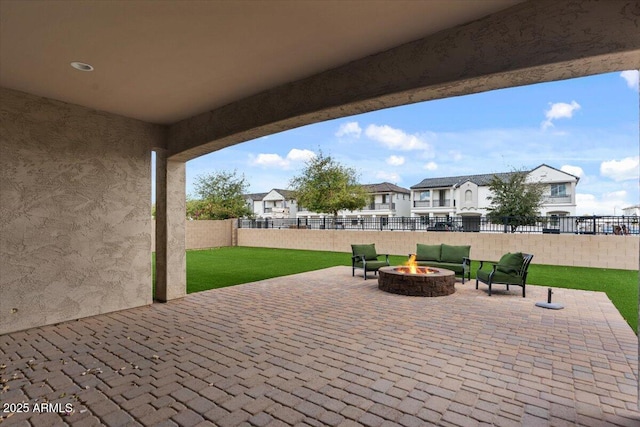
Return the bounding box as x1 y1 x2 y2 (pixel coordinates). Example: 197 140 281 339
181 70 639 215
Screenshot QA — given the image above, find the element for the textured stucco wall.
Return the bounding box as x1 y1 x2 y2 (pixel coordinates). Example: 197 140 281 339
238 229 640 271
154 153 186 302
0 88 163 334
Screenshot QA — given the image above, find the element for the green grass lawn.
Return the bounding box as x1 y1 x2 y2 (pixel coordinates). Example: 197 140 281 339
155 247 638 332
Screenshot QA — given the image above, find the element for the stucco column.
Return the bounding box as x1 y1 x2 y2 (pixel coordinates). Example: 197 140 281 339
155 148 187 301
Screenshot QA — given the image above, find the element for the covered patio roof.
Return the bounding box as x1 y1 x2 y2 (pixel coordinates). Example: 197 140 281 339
1 0 526 126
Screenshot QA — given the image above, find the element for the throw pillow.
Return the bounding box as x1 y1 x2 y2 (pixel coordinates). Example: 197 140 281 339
496 252 524 275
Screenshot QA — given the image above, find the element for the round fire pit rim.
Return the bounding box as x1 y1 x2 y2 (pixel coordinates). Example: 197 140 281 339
378 265 452 276
377 266 456 297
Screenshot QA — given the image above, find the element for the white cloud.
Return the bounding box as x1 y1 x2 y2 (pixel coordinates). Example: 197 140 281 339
386 155 405 166
424 161 438 171
576 191 630 216
376 171 401 183
286 148 316 162
365 124 432 151
620 70 639 91
560 165 584 178
541 101 580 130
600 156 640 181
252 153 288 168
250 149 315 169
335 121 362 138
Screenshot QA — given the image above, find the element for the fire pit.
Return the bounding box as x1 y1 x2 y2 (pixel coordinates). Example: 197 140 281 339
378 263 456 297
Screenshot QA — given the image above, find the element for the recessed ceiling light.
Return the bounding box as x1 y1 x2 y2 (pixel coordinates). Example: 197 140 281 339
70 61 94 72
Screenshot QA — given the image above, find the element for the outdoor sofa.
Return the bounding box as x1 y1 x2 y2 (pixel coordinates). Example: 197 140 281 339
411 243 471 283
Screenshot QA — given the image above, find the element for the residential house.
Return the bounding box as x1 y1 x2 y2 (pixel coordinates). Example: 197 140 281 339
245 189 298 219
410 164 579 228
356 182 411 218
244 192 268 217
262 189 298 219
296 182 411 220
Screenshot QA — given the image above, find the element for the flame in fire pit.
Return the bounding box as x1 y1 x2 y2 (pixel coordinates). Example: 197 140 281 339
395 255 435 275
406 254 418 274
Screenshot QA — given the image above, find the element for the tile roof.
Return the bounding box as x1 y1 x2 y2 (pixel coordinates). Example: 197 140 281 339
362 182 410 194
272 189 296 199
244 192 268 201
244 189 295 201
411 164 581 189
410 172 519 189
246 184 409 201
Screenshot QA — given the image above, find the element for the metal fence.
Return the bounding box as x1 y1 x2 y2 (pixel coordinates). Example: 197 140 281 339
238 215 640 235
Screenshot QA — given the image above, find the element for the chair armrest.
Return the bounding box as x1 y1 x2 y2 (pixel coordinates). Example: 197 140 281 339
477 259 497 269
462 257 471 266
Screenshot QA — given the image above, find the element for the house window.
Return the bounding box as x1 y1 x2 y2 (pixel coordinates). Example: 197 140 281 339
419 190 430 200
550 184 566 197
464 190 472 202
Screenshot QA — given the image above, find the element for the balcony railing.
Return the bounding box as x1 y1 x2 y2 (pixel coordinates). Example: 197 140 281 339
542 195 572 204
413 199 450 208
363 203 395 211
238 215 639 235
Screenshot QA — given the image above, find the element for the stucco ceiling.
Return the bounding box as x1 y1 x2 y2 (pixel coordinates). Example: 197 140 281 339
0 0 524 125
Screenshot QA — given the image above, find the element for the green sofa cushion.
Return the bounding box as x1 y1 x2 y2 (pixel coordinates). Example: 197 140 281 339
496 252 524 275
416 261 464 274
440 244 470 263
477 268 522 285
351 244 378 261
416 244 441 261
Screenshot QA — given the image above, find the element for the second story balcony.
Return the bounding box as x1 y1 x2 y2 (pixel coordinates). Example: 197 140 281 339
542 194 572 204
363 202 395 211
413 199 451 208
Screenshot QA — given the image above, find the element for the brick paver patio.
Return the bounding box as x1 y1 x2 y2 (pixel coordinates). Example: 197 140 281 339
1 266 638 426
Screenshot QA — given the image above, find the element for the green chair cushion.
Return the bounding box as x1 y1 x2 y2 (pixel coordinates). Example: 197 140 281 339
441 244 470 263
416 244 441 261
351 244 378 261
496 252 524 275
476 268 491 283
477 268 521 284
353 260 388 271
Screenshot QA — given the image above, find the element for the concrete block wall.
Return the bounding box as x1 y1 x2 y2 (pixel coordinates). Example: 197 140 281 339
238 229 639 271
187 219 235 249
151 219 236 251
